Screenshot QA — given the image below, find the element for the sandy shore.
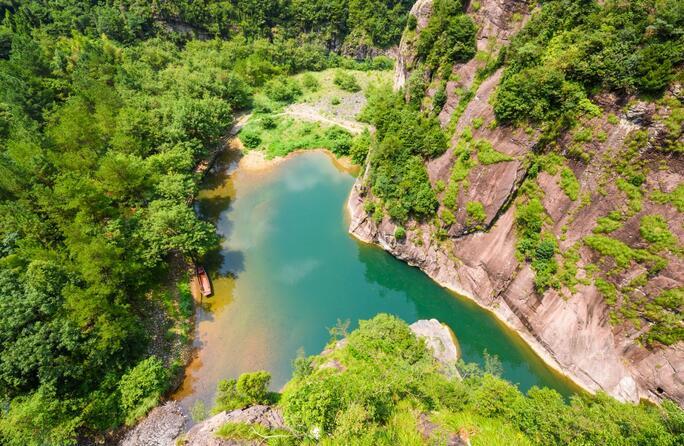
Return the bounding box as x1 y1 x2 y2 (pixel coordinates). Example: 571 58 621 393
238 147 359 175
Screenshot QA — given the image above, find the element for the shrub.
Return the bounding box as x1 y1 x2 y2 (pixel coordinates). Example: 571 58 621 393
213 371 274 414
441 208 456 227
350 129 371 165
652 184 684 212
416 1 477 70
394 226 406 239
119 357 168 425
433 83 447 112
559 167 580 201
406 14 417 31
324 126 353 156
301 73 320 91
466 201 486 225
240 131 261 149
260 115 276 129
334 71 361 92
640 215 676 247
331 97 341 105
264 77 302 103
593 211 623 234
475 139 513 165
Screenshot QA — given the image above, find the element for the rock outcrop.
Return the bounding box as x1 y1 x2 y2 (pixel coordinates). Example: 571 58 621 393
410 319 461 377
120 402 188 446
394 0 434 90
350 0 684 406
182 405 286 446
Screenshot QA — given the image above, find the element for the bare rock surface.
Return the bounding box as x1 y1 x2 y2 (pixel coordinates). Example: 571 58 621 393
120 401 188 446
183 405 286 446
394 0 433 90
410 319 461 377
418 412 470 446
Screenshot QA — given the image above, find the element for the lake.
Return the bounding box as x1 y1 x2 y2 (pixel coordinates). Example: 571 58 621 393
173 149 578 410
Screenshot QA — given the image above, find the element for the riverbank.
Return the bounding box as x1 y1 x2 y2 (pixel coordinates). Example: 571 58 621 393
239 147 359 175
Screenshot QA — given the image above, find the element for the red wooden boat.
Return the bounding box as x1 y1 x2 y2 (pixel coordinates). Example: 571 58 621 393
196 266 213 297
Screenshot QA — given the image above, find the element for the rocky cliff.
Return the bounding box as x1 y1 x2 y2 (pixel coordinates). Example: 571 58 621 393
350 0 683 406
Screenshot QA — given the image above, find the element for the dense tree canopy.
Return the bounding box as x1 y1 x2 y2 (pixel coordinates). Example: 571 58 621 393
494 0 684 125
0 1 414 444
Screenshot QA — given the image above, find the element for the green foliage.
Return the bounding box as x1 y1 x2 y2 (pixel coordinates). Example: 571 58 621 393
281 314 440 436
495 0 684 125
241 113 356 158
394 226 406 240
301 73 320 91
333 71 361 92
119 357 168 425
214 371 276 414
324 127 353 156
350 129 372 165
242 131 263 149
360 86 447 221
584 235 665 272
593 211 623 234
466 201 486 226
275 315 684 444
514 197 562 292
433 82 447 112
416 0 477 72
652 184 684 212
640 215 676 249
216 421 291 441
265 77 303 103
559 167 580 201
191 400 209 423
441 208 456 227
643 288 684 347
475 139 513 165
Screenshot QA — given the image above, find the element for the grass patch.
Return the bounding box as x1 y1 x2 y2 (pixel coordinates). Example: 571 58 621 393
466 201 486 227
435 411 533 446
583 235 665 272
652 184 684 212
559 167 580 201
593 211 623 234
240 117 352 158
215 422 291 442
475 139 513 165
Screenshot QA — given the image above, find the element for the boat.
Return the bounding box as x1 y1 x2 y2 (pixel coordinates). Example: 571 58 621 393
196 266 213 297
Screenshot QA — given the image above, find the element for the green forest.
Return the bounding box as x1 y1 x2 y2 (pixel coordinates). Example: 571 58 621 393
0 0 683 444
0 1 413 444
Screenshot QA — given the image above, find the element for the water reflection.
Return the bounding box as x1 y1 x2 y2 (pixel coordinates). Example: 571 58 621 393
173 150 579 414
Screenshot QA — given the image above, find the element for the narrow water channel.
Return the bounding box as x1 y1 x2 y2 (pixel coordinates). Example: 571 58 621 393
174 149 578 410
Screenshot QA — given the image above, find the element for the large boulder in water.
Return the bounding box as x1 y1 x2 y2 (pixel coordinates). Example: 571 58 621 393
410 319 460 378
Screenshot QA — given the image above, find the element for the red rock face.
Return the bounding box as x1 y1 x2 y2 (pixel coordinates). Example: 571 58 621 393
351 0 684 406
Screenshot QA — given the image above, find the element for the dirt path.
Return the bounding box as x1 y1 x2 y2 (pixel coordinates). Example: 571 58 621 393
282 103 367 134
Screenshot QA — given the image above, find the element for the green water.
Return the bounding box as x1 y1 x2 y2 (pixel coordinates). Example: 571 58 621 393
175 150 578 409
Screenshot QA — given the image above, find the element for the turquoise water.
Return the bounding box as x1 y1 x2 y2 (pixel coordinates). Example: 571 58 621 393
174 150 577 409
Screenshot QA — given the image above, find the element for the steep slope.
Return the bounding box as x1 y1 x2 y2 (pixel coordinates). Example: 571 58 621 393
350 0 683 405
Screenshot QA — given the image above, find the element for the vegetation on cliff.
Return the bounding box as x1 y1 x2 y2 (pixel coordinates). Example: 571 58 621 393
212 315 684 445
494 0 683 129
